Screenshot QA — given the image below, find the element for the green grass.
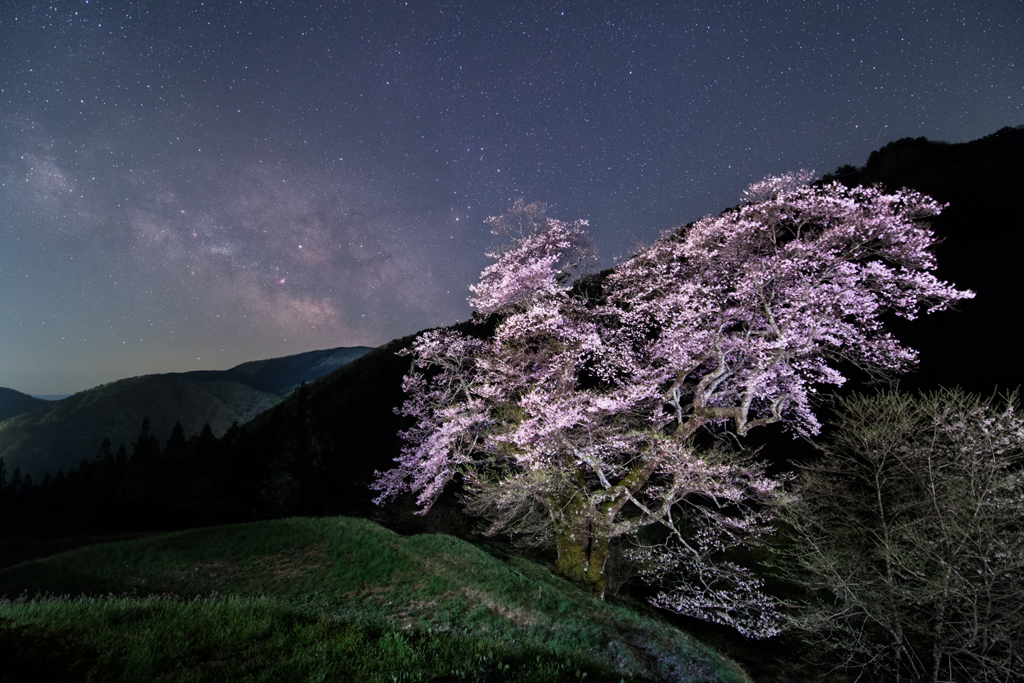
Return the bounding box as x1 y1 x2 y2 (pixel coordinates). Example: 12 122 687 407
0 517 752 683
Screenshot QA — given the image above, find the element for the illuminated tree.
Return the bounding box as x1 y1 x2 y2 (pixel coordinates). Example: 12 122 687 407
373 176 973 637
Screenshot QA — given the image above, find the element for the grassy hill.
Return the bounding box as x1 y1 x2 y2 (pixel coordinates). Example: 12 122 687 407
0 517 751 683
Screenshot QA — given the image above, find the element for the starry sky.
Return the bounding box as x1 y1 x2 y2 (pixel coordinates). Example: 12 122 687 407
1 1 1020 396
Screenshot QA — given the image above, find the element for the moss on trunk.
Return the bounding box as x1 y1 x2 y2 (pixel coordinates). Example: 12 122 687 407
550 493 611 599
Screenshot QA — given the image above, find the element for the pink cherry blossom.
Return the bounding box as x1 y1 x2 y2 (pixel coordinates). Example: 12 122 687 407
372 176 973 637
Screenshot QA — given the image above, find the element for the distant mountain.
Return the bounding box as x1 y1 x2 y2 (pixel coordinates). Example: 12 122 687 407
0 388 48 423
0 346 372 481
213 345 372 396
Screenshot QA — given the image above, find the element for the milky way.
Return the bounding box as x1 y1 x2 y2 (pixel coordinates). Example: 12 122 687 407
1 1 1020 394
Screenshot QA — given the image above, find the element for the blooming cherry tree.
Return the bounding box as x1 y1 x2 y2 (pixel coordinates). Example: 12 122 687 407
373 179 973 638
608 172 971 439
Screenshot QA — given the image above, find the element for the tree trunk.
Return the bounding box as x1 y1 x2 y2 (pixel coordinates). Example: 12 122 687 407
550 494 611 599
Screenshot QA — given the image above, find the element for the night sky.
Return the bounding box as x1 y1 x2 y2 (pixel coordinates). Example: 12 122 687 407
1 2 1020 396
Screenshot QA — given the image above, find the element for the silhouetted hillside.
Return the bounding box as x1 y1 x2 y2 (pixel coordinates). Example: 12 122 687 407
821 125 1024 393
237 323 490 529
0 388 47 423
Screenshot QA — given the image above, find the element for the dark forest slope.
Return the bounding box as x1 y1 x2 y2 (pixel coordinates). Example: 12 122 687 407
822 125 1024 393
0 388 47 423
0 375 282 482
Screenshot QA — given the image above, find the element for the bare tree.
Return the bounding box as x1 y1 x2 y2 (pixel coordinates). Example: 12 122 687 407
776 389 1024 682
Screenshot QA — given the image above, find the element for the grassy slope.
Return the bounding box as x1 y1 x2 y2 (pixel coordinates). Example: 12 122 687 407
0 517 751 683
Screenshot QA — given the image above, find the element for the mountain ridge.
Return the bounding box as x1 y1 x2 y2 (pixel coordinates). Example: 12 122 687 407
0 388 48 424
0 345 373 480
